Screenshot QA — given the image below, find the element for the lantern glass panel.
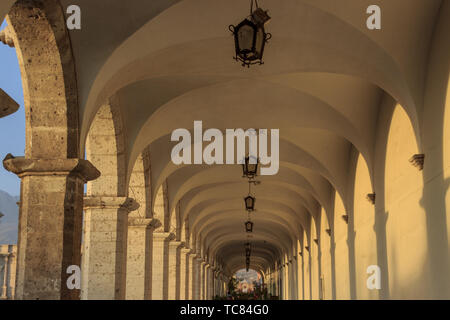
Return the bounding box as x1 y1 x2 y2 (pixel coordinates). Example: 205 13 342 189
254 27 264 58
237 23 255 53
247 156 258 174
247 162 257 175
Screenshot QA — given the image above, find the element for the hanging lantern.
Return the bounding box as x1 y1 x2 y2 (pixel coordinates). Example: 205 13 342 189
229 0 272 67
245 242 251 251
245 220 254 233
244 195 256 212
245 247 251 257
242 156 259 179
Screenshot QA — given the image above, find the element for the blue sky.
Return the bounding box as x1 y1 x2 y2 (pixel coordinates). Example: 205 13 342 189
0 19 25 196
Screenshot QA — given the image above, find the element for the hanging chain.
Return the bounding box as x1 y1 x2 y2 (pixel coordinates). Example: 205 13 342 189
250 0 260 15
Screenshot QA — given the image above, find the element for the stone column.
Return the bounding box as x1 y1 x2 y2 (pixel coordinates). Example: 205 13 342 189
199 261 205 300
151 232 175 300
215 274 219 297
82 196 137 300
196 258 204 300
208 266 214 300
1 255 8 299
187 253 197 300
168 241 184 300
179 248 191 299
9 251 16 300
3 157 99 300
205 264 211 300
125 218 159 300
212 270 216 298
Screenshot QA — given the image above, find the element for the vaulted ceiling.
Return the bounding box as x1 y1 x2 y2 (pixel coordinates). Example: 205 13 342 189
2 0 443 275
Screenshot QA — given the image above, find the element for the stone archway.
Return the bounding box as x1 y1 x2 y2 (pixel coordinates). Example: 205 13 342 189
2 0 99 300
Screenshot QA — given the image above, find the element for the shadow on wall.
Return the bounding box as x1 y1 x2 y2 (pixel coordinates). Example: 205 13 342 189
420 2 450 299
421 61 450 298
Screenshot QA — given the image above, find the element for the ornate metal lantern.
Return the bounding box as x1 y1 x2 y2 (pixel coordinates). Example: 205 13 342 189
229 0 272 67
245 242 251 251
244 195 255 212
242 156 259 179
245 220 254 233
245 247 251 257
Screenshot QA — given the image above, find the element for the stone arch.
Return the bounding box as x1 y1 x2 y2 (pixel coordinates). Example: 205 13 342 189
353 153 377 299
1 0 96 300
7 0 79 159
385 104 428 299
86 102 127 196
82 102 130 300
128 147 152 219
152 181 172 233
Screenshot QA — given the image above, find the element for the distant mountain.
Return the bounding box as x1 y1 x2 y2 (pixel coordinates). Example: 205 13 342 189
0 189 19 244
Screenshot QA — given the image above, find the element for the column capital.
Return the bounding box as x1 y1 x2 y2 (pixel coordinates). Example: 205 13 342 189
0 253 10 259
180 247 192 254
153 232 175 242
169 240 185 249
188 251 198 259
3 155 100 182
84 196 139 212
128 217 161 229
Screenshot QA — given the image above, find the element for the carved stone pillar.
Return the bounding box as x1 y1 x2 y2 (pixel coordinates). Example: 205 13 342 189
204 264 211 300
207 266 214 300
1 255 8 299
3 156 99 300
196 258 204 300
9 251 16 300
125 218 159 300
168 241 184 300
151 232 175 300
82 196 138 300
187 252 197 300
179 248 191 299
